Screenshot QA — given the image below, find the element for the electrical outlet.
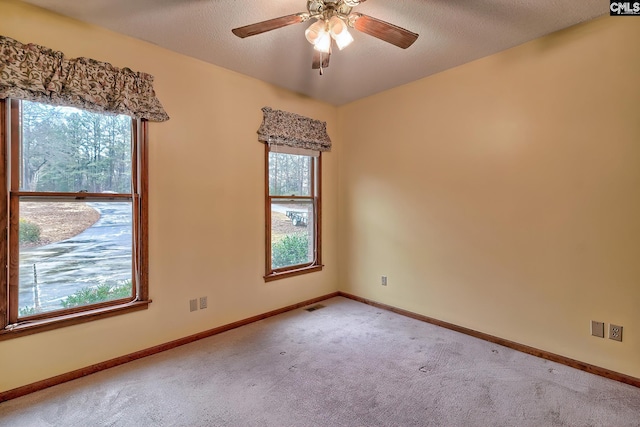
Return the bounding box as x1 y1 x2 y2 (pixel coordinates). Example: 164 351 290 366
591 321 604 338
381 276 387 286
200 296 207 309
609 324 623 342
189 299 198 312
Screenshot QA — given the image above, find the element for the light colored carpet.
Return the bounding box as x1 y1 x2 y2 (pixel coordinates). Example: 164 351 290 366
1 297 639 426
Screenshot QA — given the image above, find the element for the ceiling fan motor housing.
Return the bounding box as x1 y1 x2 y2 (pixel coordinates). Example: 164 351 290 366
307 0 355 19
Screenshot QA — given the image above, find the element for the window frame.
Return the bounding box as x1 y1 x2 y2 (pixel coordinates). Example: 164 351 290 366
264 144 323 281
0 98 150 341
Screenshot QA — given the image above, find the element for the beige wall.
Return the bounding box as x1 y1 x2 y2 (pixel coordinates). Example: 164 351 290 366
1 1 639 393
339 16 640 378
0 0 340 392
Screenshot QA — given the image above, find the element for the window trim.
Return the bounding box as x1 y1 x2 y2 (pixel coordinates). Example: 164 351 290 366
0 99 150 341
264 144 323 281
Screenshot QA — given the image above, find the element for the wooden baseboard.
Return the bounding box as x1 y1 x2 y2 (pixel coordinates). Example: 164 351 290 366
338 291 640 389
3 290 637 402
0 291 339 402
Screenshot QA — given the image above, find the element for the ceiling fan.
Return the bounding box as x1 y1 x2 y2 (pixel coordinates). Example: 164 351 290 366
232 0 419 74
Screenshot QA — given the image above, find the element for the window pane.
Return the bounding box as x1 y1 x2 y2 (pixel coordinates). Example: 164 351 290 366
271 201 315 269
20 101 132 193
269 152 311 196
18 200 133 316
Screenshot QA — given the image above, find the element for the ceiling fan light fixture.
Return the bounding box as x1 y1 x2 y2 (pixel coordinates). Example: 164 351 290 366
328 16 353 50
304 19 327 45
333 30 353 50
313 31 332 53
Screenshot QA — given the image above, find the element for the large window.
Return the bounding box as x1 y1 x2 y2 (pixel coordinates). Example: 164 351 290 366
265 145 322 280
0 99 149 339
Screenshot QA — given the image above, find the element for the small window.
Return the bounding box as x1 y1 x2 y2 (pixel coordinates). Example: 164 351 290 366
265 145 322 280
0 99 149 339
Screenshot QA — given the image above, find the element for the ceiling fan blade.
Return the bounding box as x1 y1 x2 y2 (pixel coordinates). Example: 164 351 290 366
232 14 306 38
312 50 330 70
350 13 418 49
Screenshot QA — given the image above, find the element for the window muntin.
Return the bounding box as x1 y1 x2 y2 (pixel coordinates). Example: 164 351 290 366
265 146 322 280
1 98 149 337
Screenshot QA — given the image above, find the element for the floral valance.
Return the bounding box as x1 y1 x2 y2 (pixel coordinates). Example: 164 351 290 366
0 35 169 122
257 107 331 152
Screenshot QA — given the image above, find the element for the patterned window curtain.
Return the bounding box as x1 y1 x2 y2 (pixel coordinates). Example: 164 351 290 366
0 35 169 121
257 107 331 152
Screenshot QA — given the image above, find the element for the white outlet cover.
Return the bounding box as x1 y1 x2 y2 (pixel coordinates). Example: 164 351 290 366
609 324 623 342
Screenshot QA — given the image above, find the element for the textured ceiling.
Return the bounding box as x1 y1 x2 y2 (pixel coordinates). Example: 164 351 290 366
21 0 606 105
